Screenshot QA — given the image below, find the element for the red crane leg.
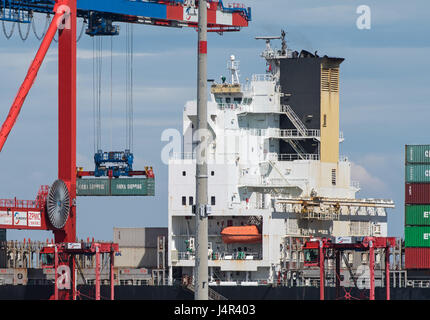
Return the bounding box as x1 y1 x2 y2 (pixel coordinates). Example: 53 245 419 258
319 241 324 300
54 0 77 244
110 250 115 300
95 245 100 300
369 243 375 300
54 246 59 300
0 9 65 152
386 246 390 300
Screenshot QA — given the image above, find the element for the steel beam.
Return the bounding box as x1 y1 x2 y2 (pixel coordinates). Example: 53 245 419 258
194 0 208 301
55 0 76 244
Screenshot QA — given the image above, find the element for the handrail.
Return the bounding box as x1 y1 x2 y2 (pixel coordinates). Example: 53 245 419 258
252 74 274 82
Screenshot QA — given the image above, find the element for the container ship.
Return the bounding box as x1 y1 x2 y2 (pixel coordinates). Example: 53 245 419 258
0 34 430 300
167 32 397 288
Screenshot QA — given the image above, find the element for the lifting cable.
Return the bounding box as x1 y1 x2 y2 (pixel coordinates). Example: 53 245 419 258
125 23 134 152
76 19 86 43
110 35 113 151
17 19 31 41
2 14 85 42
91 27 133 156
92 36 103 152
32 14 50 40
1 20 15 39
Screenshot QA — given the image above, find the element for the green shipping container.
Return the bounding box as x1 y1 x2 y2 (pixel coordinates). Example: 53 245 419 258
406 145 430 164
405 164 430 183
406 205 430 225
110 178 155 196
77 178 110 196
405 226 430 247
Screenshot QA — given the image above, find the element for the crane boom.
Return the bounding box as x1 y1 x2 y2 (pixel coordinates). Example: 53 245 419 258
0 5 65 152
1 0 251 33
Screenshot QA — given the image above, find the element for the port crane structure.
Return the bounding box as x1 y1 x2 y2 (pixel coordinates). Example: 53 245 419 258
303 236 395 300
0 0 251 299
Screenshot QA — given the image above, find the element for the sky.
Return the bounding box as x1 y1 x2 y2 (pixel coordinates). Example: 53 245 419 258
0 0 429 241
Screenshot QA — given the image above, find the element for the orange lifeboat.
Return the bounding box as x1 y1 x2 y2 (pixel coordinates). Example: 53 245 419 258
220 225 262 244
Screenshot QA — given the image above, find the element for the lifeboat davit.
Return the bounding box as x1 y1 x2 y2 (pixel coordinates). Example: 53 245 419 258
221 225 262 244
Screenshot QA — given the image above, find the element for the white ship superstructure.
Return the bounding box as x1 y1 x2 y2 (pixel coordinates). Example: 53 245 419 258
167 34 394 286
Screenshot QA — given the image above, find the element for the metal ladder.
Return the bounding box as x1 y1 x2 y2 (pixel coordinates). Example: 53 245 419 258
286 139 307 160
282 105 307 136
186 283 228 300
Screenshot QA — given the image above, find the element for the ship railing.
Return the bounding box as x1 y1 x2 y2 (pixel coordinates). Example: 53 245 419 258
170 152 239 162
245 128 344 141
220 252 261 260
170 152 217 160
245 128 321 139
239 175 305 187
252 74 274 82
276 129 320 139
176 251 262 261
407 280 430 288
236 104 280 114
177 252 195 260
217 103 243 110
351 180 360 189
270 153 320 161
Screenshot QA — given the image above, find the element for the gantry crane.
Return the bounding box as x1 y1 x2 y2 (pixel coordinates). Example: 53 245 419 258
0 0 251 299
303 236 395 300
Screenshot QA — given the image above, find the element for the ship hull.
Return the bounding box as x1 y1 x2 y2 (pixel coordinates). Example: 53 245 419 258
0 285 430 300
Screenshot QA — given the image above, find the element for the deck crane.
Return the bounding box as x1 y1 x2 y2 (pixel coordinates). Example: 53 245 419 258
0 0 251 299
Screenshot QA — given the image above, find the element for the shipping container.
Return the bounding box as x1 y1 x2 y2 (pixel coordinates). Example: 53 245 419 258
113 227 167 247
406 145 430 164
405 226 430 247
76 178 110 196
405 164 430 183
406 205 430 226
405 183 430 204
405 247 430 269
110 178 154 196
77 178 154 196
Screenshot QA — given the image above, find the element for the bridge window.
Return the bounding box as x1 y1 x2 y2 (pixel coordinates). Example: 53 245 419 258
182 196 186 206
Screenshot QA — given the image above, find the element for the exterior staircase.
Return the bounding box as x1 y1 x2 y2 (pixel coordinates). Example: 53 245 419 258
287 139 307 160
281 105 308 160
282 105 307 136
186 283 228 300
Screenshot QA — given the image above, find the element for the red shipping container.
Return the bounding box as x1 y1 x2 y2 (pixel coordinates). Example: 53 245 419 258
405 248 430 269
405 183 430 204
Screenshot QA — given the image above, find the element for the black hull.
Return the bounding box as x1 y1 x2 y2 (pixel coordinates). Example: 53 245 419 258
0 285 430 300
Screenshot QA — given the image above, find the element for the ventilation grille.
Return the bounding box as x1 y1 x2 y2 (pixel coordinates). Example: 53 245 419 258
321 68 339 92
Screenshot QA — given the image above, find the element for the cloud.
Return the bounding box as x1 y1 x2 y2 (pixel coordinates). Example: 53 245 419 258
351 161 388 195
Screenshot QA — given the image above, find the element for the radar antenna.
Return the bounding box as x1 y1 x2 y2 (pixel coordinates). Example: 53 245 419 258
281 29 287 55
255 29 288 58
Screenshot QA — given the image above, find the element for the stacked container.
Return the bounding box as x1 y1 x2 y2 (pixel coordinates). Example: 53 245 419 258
405 145 430 269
